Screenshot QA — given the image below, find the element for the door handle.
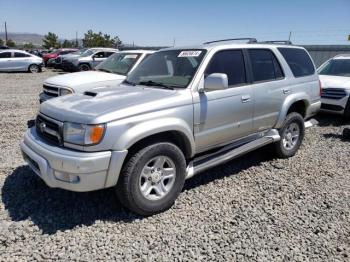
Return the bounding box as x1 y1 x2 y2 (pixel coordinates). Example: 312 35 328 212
241 95 251 103
283 89 291 94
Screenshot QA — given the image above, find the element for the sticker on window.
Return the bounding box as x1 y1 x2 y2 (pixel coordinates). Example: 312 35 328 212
124 55 138 59
178 50 202 57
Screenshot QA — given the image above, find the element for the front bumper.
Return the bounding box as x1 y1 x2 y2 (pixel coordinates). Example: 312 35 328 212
320 95 349 115
20 128 128 192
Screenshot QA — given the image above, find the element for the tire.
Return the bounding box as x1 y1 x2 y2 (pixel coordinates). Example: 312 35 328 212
343 128 350 139
274 112 305 158
116 142 186 216
28 64 40 73
78 63 90 71
343 98 350 119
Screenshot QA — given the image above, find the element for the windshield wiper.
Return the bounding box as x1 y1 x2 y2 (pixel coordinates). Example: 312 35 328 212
123 79 136 86
138 80 174 90
98 68 113 73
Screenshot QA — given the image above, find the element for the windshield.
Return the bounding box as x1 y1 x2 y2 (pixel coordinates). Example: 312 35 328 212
81 49 95 57
95 52 141 75
318 59 350 77
126 49 206 88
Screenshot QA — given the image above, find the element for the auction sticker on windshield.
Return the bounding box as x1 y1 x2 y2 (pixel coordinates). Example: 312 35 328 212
178 50 202 57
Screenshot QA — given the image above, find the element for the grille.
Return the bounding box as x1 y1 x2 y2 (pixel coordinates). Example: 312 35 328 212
321 103 344 112
321 88 347 100
43 84 59 97
36 115 63 145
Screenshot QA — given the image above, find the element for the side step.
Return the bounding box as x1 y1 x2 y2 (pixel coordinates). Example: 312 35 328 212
185 129 280 179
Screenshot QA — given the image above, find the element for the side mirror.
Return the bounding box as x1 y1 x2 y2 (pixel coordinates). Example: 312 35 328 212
92 56 95 60
203 73 228 92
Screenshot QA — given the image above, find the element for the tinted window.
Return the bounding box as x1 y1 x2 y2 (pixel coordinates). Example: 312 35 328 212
278 48 315 77
318 59 350 77
0 52 11 58
248 49 284 82
206 50 246 86
105 52 115 57
14 52 30 58
93 52 105 58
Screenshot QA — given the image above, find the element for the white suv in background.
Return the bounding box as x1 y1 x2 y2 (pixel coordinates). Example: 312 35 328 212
318 54 350 118
39 50 155 102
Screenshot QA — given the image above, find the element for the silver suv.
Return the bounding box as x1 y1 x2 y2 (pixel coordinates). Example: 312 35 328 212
21 39 320 215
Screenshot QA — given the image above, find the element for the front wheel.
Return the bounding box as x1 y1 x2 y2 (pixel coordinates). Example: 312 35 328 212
116 142 186 216
78 63 90 71
28 64 40 73
274 112 305 158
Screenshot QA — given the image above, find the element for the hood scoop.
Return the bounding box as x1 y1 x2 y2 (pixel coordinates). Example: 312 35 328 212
84 91 97 97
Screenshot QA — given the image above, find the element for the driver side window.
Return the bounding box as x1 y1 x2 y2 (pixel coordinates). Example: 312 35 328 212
205 49 247 87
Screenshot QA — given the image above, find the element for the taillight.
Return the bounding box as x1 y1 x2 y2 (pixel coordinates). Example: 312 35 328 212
319 79 322 96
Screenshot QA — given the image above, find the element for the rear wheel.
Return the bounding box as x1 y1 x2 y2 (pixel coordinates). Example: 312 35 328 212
116 142 186 216
78 63 90 71
28 64 40 73
274 112 305 158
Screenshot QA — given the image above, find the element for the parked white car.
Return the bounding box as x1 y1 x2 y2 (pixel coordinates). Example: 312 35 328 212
318 54 350 118
39 50 155 102
0 49 43 73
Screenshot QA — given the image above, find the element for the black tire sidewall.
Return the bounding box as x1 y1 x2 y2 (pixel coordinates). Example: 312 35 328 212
276 112 305 158
79 64 90 71
344 98 350 119
118 142 186 215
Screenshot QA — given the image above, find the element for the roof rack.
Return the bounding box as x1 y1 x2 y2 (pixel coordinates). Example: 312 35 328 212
204 38 258 45
259 40 293 45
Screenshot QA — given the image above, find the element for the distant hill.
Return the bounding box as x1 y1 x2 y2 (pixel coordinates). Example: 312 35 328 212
0 32 44 46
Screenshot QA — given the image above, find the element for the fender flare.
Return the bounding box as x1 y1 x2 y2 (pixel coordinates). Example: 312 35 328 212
275 93 310 129
112 117 195 157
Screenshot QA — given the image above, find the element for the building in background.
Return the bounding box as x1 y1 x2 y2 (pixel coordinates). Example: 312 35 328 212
303 45 350 67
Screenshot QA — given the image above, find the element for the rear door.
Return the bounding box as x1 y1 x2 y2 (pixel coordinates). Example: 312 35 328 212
13 52 32 70
0 51 13 71
91 51 106 67
247 48 287 132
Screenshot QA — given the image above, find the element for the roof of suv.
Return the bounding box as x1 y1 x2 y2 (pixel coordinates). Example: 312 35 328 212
162 41 305 52
119 50 155 54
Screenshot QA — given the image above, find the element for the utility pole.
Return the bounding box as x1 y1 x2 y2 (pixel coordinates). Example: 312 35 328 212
75 31 78 47
173 37 176 47
5 22 8 45
288 31 292 41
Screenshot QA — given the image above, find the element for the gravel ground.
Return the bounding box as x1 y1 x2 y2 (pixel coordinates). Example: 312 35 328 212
0 70 349 261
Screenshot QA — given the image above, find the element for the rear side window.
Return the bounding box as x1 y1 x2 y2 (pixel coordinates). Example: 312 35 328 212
14 52 30 58
0 52 11 58
248 49 284 82
205 50 246 86
278 48 315 77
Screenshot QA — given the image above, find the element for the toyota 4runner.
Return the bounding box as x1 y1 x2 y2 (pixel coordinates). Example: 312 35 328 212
21 39 321 215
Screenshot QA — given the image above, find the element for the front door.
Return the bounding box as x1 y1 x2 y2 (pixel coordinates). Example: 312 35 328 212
0 51 13 70
193 49 254 152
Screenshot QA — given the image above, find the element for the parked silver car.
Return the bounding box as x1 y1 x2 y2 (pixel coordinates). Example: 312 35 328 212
0 49 43 73
21 39 320 215
62 48 118 71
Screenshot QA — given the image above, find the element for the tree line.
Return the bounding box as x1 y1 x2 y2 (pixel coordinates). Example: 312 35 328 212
0 30 122 49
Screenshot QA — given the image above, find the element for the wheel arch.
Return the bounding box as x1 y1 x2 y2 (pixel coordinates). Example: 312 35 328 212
275 93 310 129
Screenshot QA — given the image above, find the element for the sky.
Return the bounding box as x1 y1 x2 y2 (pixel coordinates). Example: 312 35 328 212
0 0 349 46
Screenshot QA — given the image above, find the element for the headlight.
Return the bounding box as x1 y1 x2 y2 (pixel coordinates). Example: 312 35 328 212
63 122 105 145
59 88 73 96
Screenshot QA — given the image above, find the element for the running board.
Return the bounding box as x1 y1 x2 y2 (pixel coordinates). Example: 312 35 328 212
185 129 280 179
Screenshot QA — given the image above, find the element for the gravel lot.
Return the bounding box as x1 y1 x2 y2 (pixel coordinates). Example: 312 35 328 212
0 70 349 261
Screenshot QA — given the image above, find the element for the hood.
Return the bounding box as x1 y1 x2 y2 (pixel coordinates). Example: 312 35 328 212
61 53 80 59
44 71 125 88
40 85 186 124
319 75 350 90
